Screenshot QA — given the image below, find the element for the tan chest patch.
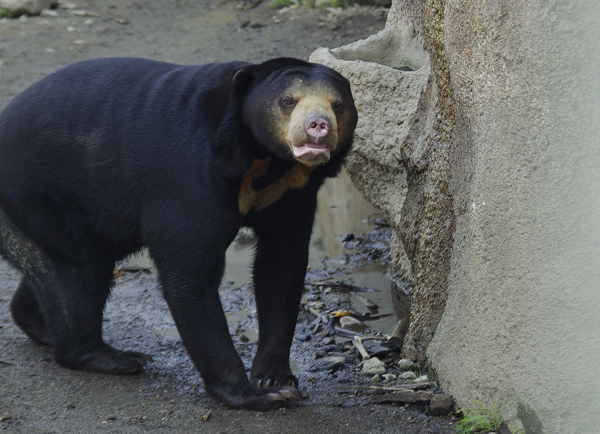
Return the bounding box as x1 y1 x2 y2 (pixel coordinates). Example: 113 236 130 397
238 157 315 215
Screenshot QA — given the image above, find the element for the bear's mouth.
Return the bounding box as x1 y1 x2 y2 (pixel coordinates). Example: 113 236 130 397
292 142 331 162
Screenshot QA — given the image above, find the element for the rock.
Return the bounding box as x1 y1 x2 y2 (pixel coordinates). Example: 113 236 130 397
361 357 386 375
429 394 453 416
397 359 418 371
382 373 397 382
414 375 429 383
340 233 354 243
311 356 346 372
321 336 335 345
0 0 54 17
370 374 380 382
338 315 366 332
321 356 346 365
0 413 11 421
39 8 57 16
399 371 417 380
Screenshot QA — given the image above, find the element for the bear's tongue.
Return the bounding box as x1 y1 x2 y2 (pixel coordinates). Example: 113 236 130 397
293 143 330 160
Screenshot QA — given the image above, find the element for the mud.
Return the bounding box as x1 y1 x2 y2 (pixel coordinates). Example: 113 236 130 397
0 1 457 432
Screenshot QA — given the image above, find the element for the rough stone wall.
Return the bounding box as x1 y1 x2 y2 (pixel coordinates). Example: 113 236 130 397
427 1 600 433
313 0 600 432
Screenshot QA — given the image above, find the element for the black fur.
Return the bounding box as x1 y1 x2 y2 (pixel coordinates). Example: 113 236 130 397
0 57 355 410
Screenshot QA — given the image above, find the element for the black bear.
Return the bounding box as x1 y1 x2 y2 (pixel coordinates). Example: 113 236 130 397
0 57 357 410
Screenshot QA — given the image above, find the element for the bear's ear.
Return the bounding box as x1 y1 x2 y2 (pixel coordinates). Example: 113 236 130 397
232 65 257 94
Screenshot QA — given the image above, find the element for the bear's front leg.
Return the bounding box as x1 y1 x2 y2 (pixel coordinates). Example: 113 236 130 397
249 205 315 390
146 210 301 410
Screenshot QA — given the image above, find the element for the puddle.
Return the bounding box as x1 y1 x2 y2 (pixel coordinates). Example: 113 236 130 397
313 170 380 259
347 267 397 335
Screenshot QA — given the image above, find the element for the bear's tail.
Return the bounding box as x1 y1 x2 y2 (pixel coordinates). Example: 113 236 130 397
0 207 52 277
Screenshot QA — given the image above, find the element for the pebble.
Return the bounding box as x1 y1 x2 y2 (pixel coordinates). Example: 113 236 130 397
338 315 366 332
397 359 418 371
430 394 454 416
399 371 417 380
40 9 58 17
322 356 346 365
322 336 335 345
0 413 11 421
382 373 397 382
361 357 386 375
414 374 429 382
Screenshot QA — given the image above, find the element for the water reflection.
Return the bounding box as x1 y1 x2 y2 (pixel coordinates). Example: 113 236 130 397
314 169 379 259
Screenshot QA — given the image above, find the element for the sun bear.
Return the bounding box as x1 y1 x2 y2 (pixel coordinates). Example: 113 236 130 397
0 57 357 410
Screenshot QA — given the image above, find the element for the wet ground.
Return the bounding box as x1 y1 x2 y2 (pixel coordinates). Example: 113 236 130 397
0 1 458 432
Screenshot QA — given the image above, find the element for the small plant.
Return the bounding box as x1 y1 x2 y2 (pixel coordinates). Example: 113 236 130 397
269 0 295 9
0 7 11 18
456 398 502 433
319 0 348 7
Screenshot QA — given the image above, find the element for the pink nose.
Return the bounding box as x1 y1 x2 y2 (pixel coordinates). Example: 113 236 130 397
305 115 331 141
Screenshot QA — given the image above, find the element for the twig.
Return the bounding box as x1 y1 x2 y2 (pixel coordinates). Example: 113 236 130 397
307 307 328 323
339 383 434 392
305 281 374 292
352 335 390 360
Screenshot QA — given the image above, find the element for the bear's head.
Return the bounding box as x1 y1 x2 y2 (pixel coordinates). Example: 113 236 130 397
237 58 358 167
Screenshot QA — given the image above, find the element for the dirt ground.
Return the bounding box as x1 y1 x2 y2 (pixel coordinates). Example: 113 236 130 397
0 1 458 432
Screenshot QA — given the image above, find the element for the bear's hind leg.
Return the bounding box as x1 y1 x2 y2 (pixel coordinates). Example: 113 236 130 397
34 259 153 375
10 276 53 346
0 204 151 374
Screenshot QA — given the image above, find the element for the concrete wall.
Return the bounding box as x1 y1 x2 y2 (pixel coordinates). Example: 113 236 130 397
312 1 600 432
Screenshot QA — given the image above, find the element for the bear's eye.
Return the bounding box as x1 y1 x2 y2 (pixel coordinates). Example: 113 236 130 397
282 97 295 107
333 101 343 112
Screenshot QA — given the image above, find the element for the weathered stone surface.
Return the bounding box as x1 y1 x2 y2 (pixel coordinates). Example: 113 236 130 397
0 0 53 17
427 1 600 433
